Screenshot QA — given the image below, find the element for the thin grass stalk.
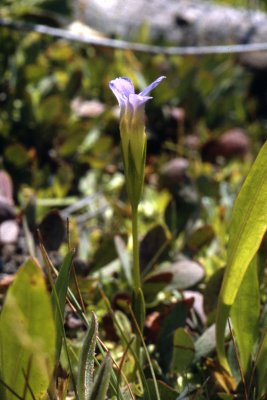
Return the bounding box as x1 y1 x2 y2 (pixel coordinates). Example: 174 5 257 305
39 240 126 400
97 335 135 400
227 319 249 400
21 357 33 400
49 267 125 400
99 287 151 400
21 358 31 399
248 326 267 396
117 336 135 399
22 370 36 400
37 234 79 399
0 377 24 400
66 218 86 314
128 305 161 400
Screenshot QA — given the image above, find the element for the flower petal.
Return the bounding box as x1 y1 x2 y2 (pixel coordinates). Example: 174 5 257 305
128 93 152 110
139 76 166 96
109 77 135 106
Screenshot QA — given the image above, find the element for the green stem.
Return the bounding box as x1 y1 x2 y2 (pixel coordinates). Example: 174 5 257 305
131 206 145 379
132 205 141 292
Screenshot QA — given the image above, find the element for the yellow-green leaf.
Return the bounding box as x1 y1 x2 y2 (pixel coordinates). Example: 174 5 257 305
216 141 267 371
0 257 56 400
230 256 260 373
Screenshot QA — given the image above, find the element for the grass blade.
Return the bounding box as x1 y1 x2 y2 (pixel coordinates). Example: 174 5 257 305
99 286 152 399
38 238 79 398
77 312 98 400
128 305 161 400
51 250 74 362
88 353 112 400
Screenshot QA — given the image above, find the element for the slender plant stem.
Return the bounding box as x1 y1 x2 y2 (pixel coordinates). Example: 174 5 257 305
131 205 143 366
131 205 141 292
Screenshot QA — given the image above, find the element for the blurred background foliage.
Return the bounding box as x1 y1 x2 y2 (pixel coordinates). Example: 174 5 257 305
0 0 266 250
1 0 266 262
1 0 266 191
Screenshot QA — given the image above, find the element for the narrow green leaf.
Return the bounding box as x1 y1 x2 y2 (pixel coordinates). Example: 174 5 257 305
0 257 56 400
128 305 160 400
88 353 112 400
230 256 260 373
256 329 267 396
77 312 98 400
39 241 78 397
51 250 74 362
216 141 267 371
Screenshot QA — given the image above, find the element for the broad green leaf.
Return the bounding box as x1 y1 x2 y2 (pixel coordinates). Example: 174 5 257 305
0 257 56 400
77 312 98 400
88 353 112 400
158 299 189 372
230 256 260 373
195 324 217 361
216 141 267 371
171 328 195 373
195 324 230 361
139 224 169 272
145 260 204 290
51 250 74 363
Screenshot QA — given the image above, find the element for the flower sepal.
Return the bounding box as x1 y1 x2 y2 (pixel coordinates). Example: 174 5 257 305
124 139 147 209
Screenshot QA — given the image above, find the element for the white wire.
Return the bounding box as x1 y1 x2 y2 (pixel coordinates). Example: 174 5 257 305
1 18 267 56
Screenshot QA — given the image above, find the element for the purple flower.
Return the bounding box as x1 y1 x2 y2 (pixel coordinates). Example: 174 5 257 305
109 75 166 207
109 75 166 112
109 76 165 174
